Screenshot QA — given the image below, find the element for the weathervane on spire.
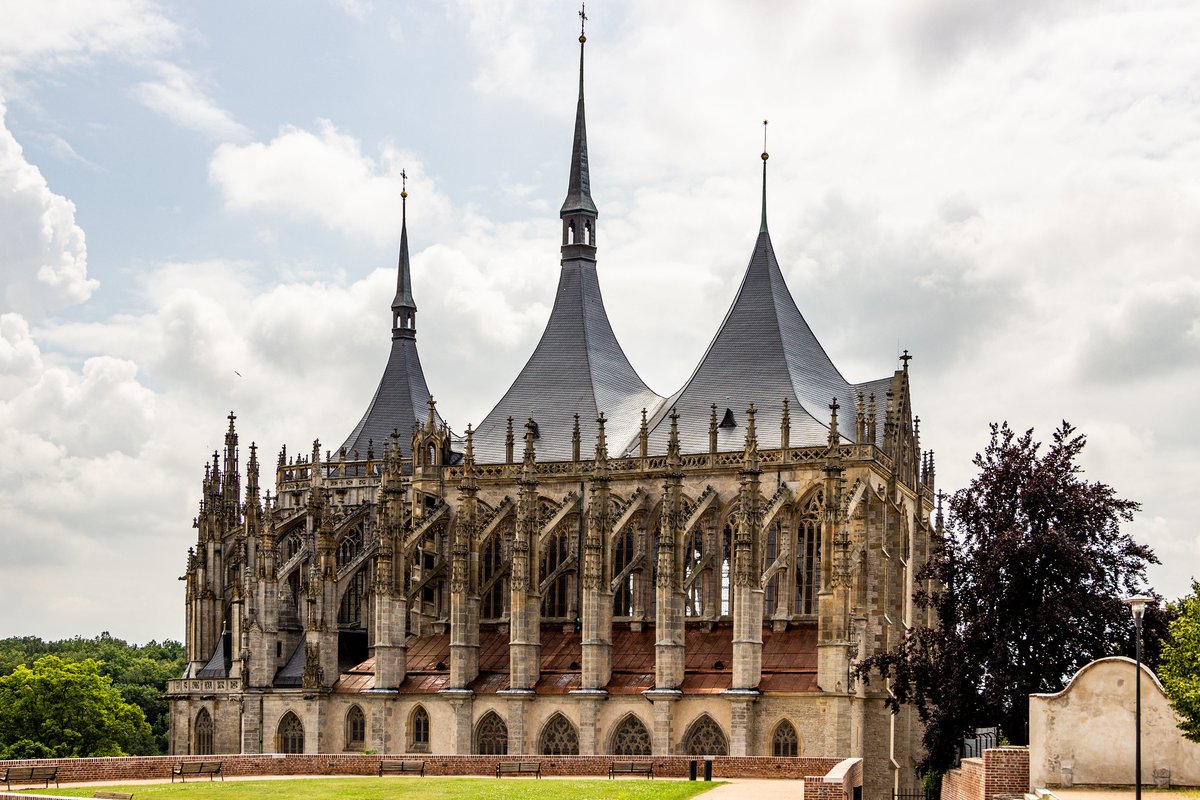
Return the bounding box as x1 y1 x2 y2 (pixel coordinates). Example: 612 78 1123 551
579 3 587 40
400 169 408 199
762 119 769 160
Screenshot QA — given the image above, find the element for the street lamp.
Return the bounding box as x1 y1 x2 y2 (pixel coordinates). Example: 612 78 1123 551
1124 595 1154 800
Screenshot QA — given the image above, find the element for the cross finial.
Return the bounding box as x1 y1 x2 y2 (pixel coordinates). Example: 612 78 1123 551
579 3 587 37
400 169 408 199
900 349 912 370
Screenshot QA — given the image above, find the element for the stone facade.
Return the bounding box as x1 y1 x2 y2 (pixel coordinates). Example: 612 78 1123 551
168 20 936 800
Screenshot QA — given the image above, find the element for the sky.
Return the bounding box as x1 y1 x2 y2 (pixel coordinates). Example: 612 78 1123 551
0 0 1198 644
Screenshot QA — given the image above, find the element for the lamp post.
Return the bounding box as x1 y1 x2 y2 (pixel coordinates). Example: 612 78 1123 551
1124 595 1154 800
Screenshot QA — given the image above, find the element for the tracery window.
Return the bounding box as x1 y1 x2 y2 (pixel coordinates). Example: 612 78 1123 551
540 526 572 619
609 714 652 756
337 524 363 570
763 522 780 616
338 568 368 628
345 705 366 750
682 715 728 756
283 529 303 560
409 705 430 753
480 533 507 620
474 711 508 755
684 522 706 617
612 527 636 617
771 720 799 757
538 713 579 756
720 520 734 617
277 711 304 754
194 708 213 755
796 489 823 615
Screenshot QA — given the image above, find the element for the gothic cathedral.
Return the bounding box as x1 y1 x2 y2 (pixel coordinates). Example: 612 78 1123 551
169 22 936 797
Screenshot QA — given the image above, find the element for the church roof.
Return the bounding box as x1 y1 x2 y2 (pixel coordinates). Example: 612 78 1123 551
472 262 661 462
641 225 889 455
339 191 440 460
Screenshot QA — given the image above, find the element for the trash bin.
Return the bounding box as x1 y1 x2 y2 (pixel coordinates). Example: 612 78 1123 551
703 758 713 781
688 760 698 781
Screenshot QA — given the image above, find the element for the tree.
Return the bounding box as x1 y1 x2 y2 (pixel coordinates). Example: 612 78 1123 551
858 421 1161 773
0 655 154 758
1160 581 1200 741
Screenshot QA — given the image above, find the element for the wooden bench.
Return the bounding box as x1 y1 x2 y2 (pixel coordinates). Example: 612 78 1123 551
94 792 135 800
496 761 541 778
2 765 59 790
171 761 224 782
378 759 426 777
609 761 654 779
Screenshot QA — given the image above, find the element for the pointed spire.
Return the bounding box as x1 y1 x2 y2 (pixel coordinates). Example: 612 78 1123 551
666 407 681 466
505 416 515 464
781 397 791 452
708 403 719 455
392 170 417 338
595 412 608 461
572 413 582 462
561 7 597 220
743 403 759 470
463 424 476 468
523 417 538 464
760 120 769 233
828 397 840 449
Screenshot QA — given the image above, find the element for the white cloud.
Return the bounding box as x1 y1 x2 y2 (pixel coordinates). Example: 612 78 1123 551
0 101 96 316
132 62 249 141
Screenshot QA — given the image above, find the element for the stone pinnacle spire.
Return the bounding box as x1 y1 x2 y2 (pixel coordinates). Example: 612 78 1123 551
392 170 417 339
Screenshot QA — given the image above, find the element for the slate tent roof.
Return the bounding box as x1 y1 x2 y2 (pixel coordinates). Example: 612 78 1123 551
473 30 661 462
340 194 440 460
641 180 889 455
473 262 662 462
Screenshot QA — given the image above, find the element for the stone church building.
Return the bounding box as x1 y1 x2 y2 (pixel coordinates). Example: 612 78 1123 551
168 23 937 796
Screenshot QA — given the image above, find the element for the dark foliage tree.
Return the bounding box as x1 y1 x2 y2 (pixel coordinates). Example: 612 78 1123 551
1160 581 1200 741
857 421 1161 773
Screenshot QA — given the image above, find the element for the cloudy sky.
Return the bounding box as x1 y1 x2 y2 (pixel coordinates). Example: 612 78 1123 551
1 0 1197 643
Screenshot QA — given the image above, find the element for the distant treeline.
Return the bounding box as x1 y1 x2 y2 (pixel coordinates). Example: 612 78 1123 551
0 634 183 757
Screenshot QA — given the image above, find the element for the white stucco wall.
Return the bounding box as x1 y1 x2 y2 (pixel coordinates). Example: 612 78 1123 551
1029 657 1200 787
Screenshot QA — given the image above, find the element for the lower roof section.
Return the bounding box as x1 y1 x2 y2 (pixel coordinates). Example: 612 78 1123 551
332 622 817 695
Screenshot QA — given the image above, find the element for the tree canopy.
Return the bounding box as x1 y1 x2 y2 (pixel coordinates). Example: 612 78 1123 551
0 655 154 758
1160 581 1200 741
0 634 183 755
857 421 1162 772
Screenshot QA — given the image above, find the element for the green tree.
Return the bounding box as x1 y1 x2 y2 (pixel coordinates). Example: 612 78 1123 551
858 421 1162 772
0 655 154 758
1160 581 1200 741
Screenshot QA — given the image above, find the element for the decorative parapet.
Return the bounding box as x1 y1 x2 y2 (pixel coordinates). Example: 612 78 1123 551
166 678 243 695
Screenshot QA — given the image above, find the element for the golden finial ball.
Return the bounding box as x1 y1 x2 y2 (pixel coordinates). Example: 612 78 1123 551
761 152 769 161
401 190 408 198
579 34 586 43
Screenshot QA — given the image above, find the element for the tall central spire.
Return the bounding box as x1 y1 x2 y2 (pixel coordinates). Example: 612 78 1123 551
392 170 417 339
760 120 769 233
560 7 598 263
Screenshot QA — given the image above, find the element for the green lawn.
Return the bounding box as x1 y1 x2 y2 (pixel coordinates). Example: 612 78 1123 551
29 777 722 800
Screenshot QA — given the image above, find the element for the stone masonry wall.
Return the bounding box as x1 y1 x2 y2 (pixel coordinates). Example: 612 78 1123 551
0 753 843 786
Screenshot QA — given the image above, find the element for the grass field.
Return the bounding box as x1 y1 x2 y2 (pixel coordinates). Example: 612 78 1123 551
29 777 722 800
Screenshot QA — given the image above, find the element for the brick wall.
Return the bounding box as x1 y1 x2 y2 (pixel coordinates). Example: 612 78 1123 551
942 747 1029 800
0 753 844 786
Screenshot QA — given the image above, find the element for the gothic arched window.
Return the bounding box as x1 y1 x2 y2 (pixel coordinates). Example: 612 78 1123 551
612 527 636 617
609 714 652 756
720 519 735 617
338 568 368 628
796 489 823 615
771 719 799 757
409 705 430 753
684 514 709 617
337 524 363 569
682 715 728 756
345 705 366 750
194 708 213 755
538 713 579 756
540 525 572 619
480 533 507 620
277 711 304 754
474 711 508 755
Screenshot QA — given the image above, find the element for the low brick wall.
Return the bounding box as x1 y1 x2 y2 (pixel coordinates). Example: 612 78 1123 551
803 758 863 800
942 747 1028 800
0 753 843 786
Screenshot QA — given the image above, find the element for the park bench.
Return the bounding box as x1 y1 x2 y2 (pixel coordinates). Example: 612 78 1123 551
94 792 135 800
609 761 654 779
171 760 224 782
2 764 59 789
378 759 426 777
496 761 541 778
